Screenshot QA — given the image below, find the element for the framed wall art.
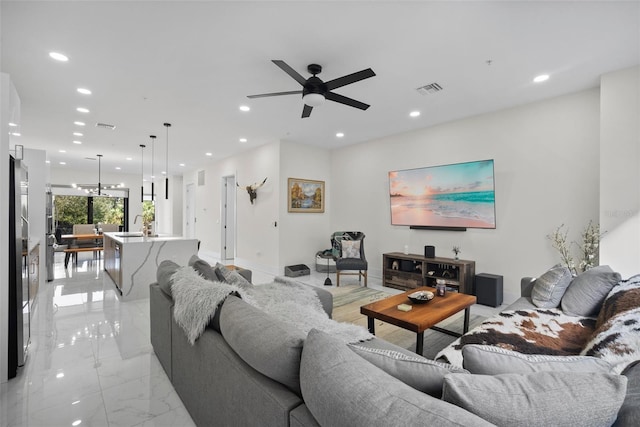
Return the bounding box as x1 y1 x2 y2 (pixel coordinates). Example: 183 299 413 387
288 178 325 213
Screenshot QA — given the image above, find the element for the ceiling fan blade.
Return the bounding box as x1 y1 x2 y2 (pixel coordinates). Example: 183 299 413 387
325 92 370 110
302 104 313 118
325 68 376 91
247 90 302 99
272 60 307 86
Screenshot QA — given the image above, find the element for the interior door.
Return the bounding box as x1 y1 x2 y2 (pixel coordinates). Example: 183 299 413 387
221 175 236 261
185 183 195 239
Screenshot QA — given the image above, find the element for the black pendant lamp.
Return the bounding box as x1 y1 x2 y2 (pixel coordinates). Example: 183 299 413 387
164 123 171 199
139 144 146 202
150 135 156 202
97 154 103 196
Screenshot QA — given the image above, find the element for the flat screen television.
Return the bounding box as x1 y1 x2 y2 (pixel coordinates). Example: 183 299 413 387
389 159 496 230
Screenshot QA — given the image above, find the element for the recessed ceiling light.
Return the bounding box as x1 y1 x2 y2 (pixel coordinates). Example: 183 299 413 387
73 140 82 145
115 167 121 170
46 160 51 164
59 161 66 165
73 132 83 136
11 132 21 136
59 149 66 153
8 122 17 127
76 107 90 113
239 138 247 143
179 163 185 167
205 152 213 156
77 88 92 95
49 52 68 62
533 74 549 83
409 111 421 118
74 121 85 126
336 132 344 138
126 157 132 161
239 105 250 112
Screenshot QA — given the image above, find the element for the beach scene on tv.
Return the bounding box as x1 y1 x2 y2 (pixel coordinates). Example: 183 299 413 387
389 160 496 229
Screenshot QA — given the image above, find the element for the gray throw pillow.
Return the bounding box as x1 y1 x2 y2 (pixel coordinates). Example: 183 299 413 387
350 341 468 397
442 371 627 427
462 344 613 375
156 260 180 297
188 255 218 282
561 265 621 317
219 295 305 394
531 265 573 308
300 329 493 427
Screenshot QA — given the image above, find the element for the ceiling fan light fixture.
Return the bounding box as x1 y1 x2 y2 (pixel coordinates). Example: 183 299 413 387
302 93 325 107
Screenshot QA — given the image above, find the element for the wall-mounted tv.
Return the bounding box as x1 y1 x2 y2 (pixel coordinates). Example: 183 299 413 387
389 159 496 230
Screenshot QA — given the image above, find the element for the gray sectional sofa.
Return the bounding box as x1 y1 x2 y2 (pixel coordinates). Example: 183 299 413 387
150 259 638 426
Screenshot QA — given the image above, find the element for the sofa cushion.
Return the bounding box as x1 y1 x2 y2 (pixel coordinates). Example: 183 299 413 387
561 265 621 317
300 329 493 427
219 295 305 395
157 259 180 297
188 255 218 282
531 265 572 308
462 344 613 375
615 360 640 427
349 342 468 398
442 371 627 427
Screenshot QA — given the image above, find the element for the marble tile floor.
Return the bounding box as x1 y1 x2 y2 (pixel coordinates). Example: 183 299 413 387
1 252 505 427
0 253 196 427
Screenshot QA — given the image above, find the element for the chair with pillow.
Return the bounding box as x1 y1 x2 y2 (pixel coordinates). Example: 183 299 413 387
331 231 368 287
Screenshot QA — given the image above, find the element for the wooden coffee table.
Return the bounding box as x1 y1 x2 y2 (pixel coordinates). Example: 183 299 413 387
360 287 476 355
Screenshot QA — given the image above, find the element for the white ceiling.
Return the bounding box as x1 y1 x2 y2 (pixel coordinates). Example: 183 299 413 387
2 1 639 177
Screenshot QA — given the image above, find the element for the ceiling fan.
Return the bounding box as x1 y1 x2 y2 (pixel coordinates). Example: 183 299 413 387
247 60 376 118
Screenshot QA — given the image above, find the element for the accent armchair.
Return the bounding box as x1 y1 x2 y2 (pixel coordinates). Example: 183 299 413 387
331 231 368 287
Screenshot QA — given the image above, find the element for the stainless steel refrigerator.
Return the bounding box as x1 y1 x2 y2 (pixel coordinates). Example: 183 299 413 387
8 155 29 378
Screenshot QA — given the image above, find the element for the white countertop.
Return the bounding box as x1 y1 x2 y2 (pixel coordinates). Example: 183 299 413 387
103 231 196 244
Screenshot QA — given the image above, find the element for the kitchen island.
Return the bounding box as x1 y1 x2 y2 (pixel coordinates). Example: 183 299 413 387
103 232 198 300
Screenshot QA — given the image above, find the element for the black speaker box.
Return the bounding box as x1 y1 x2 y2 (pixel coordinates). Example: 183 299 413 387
475 273 503 307
424 245 435 258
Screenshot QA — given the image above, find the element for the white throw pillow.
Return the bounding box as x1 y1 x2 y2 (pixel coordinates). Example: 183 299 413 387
341 240 361 258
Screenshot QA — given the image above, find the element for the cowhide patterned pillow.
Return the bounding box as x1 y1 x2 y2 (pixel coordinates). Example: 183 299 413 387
581 275 640 373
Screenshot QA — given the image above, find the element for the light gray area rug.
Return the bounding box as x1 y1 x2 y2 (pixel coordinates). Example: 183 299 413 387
330 285 485 360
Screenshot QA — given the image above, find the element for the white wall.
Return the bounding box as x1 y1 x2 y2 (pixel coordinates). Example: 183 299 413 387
185 142 281 273
279 140 332 270
23 148 47 290
331 89 601 303
1 73 21 383
600 66 640 278
154 174 183 235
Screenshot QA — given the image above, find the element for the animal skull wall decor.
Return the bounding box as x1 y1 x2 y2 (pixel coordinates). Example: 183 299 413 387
237 177 267 204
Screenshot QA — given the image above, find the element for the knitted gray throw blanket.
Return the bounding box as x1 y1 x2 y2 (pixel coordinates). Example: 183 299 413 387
171 266 372 345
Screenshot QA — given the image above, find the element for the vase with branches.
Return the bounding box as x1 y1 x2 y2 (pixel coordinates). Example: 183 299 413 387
452 246 461 260
547 221 604 276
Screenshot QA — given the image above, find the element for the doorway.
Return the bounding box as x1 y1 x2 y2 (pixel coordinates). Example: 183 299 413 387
221 175 236 261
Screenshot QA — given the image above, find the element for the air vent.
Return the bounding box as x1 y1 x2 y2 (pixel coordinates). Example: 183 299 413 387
198 170 205 186
96 122 116 130
416 83 443 96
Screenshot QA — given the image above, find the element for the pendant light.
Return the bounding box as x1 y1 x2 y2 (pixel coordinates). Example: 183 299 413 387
139 144 146 202
150 135 156 201
163 123 171 199
96 154 103 196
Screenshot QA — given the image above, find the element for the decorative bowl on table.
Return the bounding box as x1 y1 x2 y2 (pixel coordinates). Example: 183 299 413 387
408 290 434 304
